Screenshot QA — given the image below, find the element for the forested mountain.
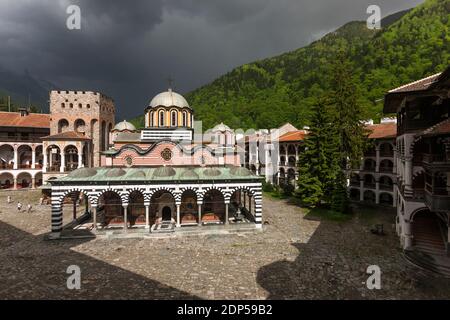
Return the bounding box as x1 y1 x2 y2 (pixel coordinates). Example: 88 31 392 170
133 0 450 130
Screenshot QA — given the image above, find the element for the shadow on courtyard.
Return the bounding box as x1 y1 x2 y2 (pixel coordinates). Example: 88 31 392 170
255 201 450 300
0 220 199 299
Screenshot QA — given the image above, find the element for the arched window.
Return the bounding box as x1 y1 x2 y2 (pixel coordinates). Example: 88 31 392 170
149 111 153 126
78 103 82 108
182 111 187 127
159 111 165 127
69 103 73 108
171 111 177 127
61 103 65 108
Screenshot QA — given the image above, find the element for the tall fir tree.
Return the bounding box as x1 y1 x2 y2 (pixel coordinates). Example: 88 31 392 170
296 97 338 207
327 51 369 213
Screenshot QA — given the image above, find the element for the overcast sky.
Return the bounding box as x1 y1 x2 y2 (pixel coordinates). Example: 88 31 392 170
0 0 423 120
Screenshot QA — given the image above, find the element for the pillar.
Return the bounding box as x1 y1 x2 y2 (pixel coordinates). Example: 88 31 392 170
50 194 63 239
72 194 77 221
198 203 202 226
360 180 364 201
375 181 380 204
31 147 36 169
404 157 413 196
176 203 181 227
243 193 246 209
393 149 397 175
249 196 252 214
375 145 380 173
284 147 288 166
145 203 150 229
31 178 36 189
404 219 413 249
78 146 83 169
92 206 97 230
225 202 229 225
13 146 18 170
123 205 128 231
13 178 17 190
60 151 65 173
43 150 47 173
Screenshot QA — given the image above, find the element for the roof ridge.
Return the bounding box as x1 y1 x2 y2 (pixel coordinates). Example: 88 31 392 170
389 72 442 93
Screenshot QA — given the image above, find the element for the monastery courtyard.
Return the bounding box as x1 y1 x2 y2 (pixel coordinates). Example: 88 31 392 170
1 190 450 300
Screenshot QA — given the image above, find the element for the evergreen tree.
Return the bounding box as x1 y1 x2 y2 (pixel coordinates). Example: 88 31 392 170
296 98 338 207
327 52 368 213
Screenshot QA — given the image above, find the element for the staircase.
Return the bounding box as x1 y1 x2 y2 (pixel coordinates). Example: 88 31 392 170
403 214 450 277
412 215 446 256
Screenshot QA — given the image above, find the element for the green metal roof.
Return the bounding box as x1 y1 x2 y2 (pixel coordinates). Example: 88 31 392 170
51 166 261 184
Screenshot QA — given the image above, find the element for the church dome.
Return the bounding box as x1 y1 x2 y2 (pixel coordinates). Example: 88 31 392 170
212 122 232 132
149 89 190 109
113 120 136 132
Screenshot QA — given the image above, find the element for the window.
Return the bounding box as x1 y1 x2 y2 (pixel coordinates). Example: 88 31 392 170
87 104 90 109
69 103 73 108
61 103 65 108
159 111 165 127
78 103 82 108
171 111 177 127
149 111 153 126
183 111 187 127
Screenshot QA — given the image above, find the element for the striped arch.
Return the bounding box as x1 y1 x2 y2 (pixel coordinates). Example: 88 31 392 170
199 187 226 201
96 188 125 205
126 187 146 203
58 188 95 206
180 187 203 201
230 186 256 198
148 186 179 203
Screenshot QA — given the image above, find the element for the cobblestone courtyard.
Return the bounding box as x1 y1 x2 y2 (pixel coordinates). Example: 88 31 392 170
1 190 450 299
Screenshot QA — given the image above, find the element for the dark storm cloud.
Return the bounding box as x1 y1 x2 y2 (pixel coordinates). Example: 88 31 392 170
0 0 423 120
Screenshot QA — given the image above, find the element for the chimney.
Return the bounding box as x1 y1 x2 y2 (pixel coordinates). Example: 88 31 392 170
18 108 29 117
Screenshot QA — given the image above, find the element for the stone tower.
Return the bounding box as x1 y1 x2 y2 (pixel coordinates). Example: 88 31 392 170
49 90 115 167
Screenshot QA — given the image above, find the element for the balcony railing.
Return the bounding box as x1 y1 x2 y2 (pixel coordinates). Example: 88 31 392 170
379 184 394 191
425 190 450 212
364 183 376 189
422 153 447 164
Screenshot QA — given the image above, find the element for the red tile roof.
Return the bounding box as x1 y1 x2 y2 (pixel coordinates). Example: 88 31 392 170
420 118 450 137
42 131 90 140
279 130 308 142
366 123 397 139
0 112 50 128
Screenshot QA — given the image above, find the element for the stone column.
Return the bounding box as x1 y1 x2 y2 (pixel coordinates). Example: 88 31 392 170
243 193 246 209
43 150 47 173
284 147 288 166
13 146 18 170
60 151 65 173
31 178 36 189
375 145 380 173
13 177 17 190
360 180 364 201
72 194 77 221
404 157 413 196
393 149 397 175
198 203 202 226
78 145 83 168
404 220 413 249
145 202 150 229
225 202 229 225
31 147 36 169
393 186 398 208
123 205 128 231
375 181 380 204
92 206 97 231
176 203 181 227
249 196 252 214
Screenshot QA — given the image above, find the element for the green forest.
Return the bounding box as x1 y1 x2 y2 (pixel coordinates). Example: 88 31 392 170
132 0 450 130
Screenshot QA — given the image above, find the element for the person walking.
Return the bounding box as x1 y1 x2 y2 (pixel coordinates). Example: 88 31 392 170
7 196 11 204
17 202 22 211
27 204 32 213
